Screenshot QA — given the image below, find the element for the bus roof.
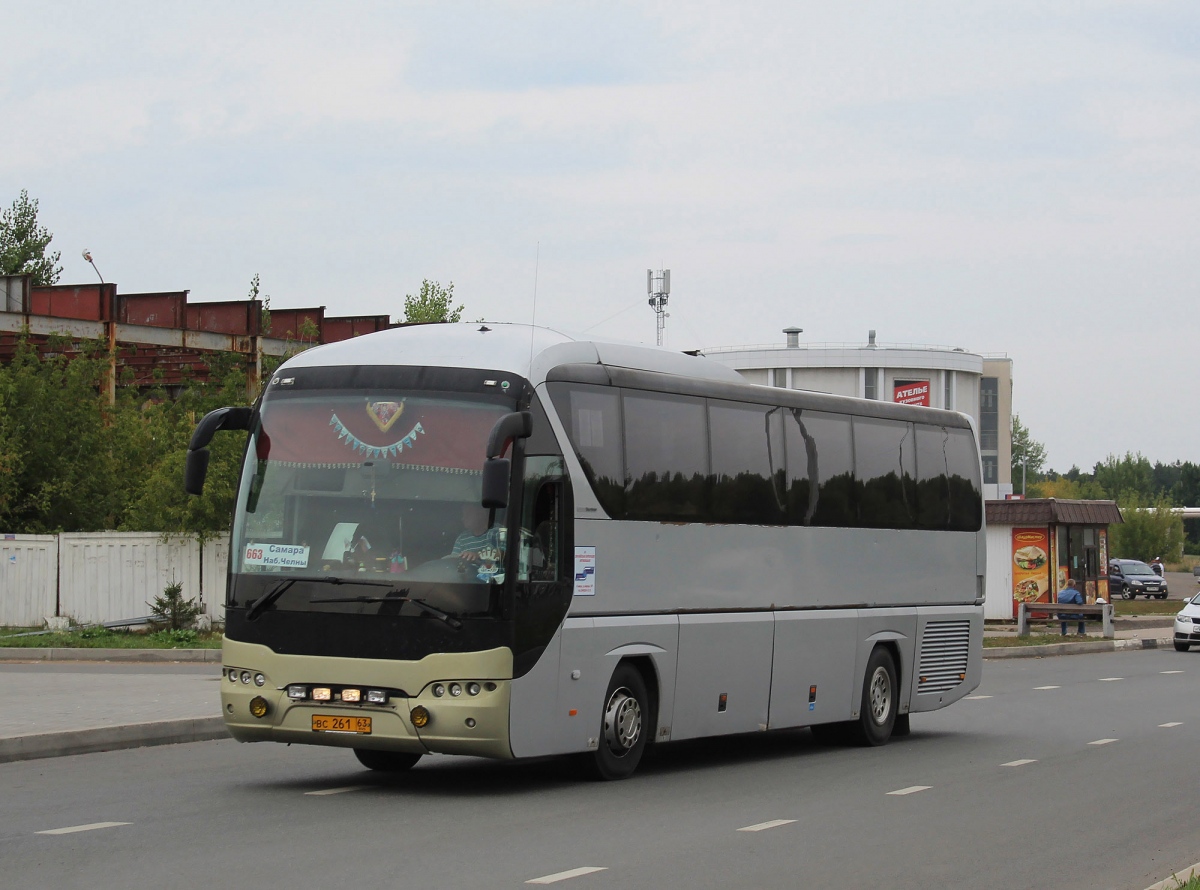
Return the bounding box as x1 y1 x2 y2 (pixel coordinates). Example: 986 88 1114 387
281 322 746 386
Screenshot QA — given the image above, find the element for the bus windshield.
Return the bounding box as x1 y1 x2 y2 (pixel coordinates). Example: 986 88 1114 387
228 388 513 621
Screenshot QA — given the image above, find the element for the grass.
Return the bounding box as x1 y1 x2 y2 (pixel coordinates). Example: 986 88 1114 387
0 626 222 649
1113 599 1184 616
983 633 1099 648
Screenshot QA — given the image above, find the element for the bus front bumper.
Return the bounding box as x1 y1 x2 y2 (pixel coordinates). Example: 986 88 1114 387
220 639 515 760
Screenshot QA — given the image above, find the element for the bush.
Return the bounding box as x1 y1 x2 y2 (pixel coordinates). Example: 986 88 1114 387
1110 495 1185 563
148 580 203 631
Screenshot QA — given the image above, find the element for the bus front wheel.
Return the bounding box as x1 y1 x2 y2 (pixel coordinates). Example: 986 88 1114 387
588 664 649 781
353 749 422 772
850 647 898 747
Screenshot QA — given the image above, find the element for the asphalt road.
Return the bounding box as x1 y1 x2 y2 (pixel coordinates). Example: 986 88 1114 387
1 648 1197 890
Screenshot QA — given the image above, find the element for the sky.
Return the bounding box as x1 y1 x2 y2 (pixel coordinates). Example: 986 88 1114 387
2 1 1198 472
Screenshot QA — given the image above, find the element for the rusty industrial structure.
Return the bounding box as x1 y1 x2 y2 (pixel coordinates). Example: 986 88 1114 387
0 274 397 400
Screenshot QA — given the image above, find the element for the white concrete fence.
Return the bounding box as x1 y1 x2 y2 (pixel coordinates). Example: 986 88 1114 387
0 532 229 627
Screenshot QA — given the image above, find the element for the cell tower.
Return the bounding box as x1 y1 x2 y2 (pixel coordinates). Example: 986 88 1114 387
647 268 670 347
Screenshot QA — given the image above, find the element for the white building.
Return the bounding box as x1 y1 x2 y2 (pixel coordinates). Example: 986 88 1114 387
702 328 1014 499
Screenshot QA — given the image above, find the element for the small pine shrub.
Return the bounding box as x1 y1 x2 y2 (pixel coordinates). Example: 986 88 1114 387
148 580 203 631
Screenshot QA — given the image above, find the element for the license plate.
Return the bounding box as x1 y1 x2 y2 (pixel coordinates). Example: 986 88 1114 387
312 714 372 734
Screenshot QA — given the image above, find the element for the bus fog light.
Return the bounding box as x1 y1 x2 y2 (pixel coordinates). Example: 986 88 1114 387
312 687 331 702
287 685 307 700
366 690 387 704
411 706 430 728
432 684 445 697
342 688 361 703
253 673 266 687
449 683 462 697
249 696 269 718
467 683 481 696
240 671 251 684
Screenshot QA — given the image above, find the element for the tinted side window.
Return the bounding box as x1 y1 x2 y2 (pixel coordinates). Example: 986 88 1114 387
708 400 786 525
784 410 855 527
624 391 709 521
854 418 916 529
546 382 625 518
944 426 983 531
915 425 953 530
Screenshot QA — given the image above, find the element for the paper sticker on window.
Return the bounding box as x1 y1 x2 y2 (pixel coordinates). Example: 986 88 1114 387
243 543 310 570
573 546 596 596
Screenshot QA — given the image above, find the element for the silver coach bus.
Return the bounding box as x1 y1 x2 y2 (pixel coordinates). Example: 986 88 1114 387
187 322 984 780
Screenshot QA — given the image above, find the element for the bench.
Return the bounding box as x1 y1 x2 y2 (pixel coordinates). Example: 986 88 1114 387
1016 602 1114 639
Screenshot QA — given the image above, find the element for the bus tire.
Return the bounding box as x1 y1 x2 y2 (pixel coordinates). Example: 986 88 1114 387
850 646 897 747
353 748 422 772
588 663 649 781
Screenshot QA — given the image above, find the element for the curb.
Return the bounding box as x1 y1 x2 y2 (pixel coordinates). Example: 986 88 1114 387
1144 860 1200 890
984 637 1175 659
0 648 221 663
0 716 228 764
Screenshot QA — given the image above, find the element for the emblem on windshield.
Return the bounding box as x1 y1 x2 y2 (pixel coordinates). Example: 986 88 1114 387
366 400 405 432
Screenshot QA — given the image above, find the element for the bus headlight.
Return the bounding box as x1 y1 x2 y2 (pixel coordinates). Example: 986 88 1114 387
449 683 462 697
432 684 445 697
467 683 481 696
366 690 387 704
287 685 307 700
253 673 266 687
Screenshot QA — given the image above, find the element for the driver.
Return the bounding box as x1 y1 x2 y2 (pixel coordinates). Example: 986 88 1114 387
448 503 506 572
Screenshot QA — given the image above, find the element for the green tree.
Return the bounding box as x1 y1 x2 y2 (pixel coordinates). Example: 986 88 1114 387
403 279 462 324
1094 452 1155 503
1109 493 1185 563
0 337 120 532
0 190 62 285
1010 415 1047 485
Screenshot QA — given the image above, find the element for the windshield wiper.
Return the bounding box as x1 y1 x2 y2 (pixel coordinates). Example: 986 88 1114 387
246 577 302 621
309 591 463 629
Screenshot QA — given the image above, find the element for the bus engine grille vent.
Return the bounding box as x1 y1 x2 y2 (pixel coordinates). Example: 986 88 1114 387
917 620 971 695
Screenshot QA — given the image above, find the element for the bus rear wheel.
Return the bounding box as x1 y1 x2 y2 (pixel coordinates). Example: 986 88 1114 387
588 664 649 781
353 749 422 772
849 647 898 747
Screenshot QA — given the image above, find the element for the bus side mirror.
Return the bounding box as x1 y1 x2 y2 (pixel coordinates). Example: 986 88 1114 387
481 458 511 509
185 406 254 496
185 449 212 496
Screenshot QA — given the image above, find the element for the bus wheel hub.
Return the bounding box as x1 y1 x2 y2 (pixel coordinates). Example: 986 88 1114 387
604 688 641 755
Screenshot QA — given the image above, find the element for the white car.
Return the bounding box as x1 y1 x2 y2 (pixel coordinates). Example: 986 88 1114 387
1173 593 1200 652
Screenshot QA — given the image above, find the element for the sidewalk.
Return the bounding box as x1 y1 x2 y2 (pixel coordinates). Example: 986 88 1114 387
0 658 226 764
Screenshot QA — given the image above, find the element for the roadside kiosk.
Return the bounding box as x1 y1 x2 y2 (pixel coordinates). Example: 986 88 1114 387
984 498 1123 620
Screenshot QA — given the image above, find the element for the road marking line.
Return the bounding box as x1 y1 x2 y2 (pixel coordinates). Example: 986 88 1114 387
738 819 797 832
1099 677 1123 682
965 694 992 700
1033 685 1059 690
1160 722 1183 728
36 822 130 836
1162 671 1185 675
527 867 608 884
887 786 931 796
305 786 366 796
1002 759 1037 767
1088 738 1118 746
